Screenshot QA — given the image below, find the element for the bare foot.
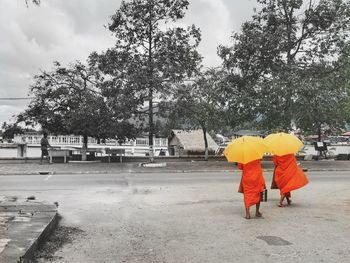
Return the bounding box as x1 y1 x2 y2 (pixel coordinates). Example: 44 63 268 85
287 198 292 205
245 214 251 219
278 203 285 207
255 212 262 217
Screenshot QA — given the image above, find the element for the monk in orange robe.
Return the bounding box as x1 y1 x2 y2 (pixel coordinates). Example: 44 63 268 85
237 159 265 219
271 154 309 207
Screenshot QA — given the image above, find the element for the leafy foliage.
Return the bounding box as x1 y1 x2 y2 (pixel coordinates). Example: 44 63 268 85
19 59 137 141
218 0 350 134
294 52 350 136
160 68 236 159
2 122 24 140
166 69 228 131
99 0 202 154
25 0 40 7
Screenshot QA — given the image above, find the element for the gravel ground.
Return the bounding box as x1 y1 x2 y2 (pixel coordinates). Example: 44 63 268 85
34 221 85 263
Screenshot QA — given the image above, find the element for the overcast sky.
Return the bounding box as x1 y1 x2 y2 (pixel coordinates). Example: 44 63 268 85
0 0 257 125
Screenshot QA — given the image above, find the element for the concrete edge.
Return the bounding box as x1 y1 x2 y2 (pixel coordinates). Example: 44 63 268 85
0 168 350 176
140 162 167 168
19 211 59 263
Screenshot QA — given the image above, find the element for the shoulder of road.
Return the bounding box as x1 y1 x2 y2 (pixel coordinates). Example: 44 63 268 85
0 196 57 262
0 159 350 175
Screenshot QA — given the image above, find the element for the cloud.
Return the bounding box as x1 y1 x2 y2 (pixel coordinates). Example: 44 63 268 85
181 0 232 67
0 0 118 124
225 0 256 31
0 103 27 125
0 0 256 124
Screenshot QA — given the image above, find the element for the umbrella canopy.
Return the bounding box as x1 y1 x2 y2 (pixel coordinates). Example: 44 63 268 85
264 132 304 156
223 136 268 164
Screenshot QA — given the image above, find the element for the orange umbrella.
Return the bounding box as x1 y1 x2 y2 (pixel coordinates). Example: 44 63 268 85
264 132 304 156
224 136 268 164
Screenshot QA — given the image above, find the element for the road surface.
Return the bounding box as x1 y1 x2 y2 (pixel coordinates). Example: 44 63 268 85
1 171 350 263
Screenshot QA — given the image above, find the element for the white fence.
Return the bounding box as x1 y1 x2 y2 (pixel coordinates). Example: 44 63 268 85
13 134 168 147
135 138 168 147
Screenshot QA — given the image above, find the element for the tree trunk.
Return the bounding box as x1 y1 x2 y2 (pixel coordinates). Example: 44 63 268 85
82 134 88 161
148 91 154 163
147 4 155 163
202 126 209 161
317 125 322 142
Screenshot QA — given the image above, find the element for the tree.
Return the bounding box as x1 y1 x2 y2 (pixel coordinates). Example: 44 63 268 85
160 67 258 160
294 53 350 139
2 122 24 141
218 0 350 134
25 0 40 6
341 46 350 130
19 59 137 160
162 68 231 160
102 0 202 162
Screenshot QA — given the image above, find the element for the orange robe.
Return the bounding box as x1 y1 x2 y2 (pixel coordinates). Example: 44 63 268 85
237 160 265 208
271 154 308 196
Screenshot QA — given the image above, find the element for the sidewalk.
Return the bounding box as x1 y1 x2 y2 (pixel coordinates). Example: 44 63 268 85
0 196 58 263
0 159 350 175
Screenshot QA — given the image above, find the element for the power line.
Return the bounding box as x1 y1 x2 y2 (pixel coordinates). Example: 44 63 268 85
0 97 34 100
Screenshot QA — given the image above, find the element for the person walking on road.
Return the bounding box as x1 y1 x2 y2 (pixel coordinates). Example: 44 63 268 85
237 160 265 219
40 132 51 164
271 154 309 207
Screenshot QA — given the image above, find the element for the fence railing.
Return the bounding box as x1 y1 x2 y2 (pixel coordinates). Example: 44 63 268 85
13 134 168 147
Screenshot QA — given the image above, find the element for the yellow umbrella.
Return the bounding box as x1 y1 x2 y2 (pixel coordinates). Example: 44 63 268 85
263 132 304 156
223 136 268 164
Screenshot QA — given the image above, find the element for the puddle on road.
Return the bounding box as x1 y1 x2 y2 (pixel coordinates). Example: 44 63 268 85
257 236 292 246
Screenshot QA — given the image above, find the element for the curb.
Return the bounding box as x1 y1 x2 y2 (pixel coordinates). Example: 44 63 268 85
1 168 350 176
140 162 167 168
19 211 59 263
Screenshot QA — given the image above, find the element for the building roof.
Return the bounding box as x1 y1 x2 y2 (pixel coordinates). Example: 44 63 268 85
233 130 264 137
170 129 219 151
342 131 350 136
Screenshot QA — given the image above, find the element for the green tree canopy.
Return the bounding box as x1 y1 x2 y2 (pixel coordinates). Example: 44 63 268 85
25 0 40 6
98 0 202 161
161 68 236 159
218 0 350 135
19 59 138 149
2 122 24 140
294 48 350 137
